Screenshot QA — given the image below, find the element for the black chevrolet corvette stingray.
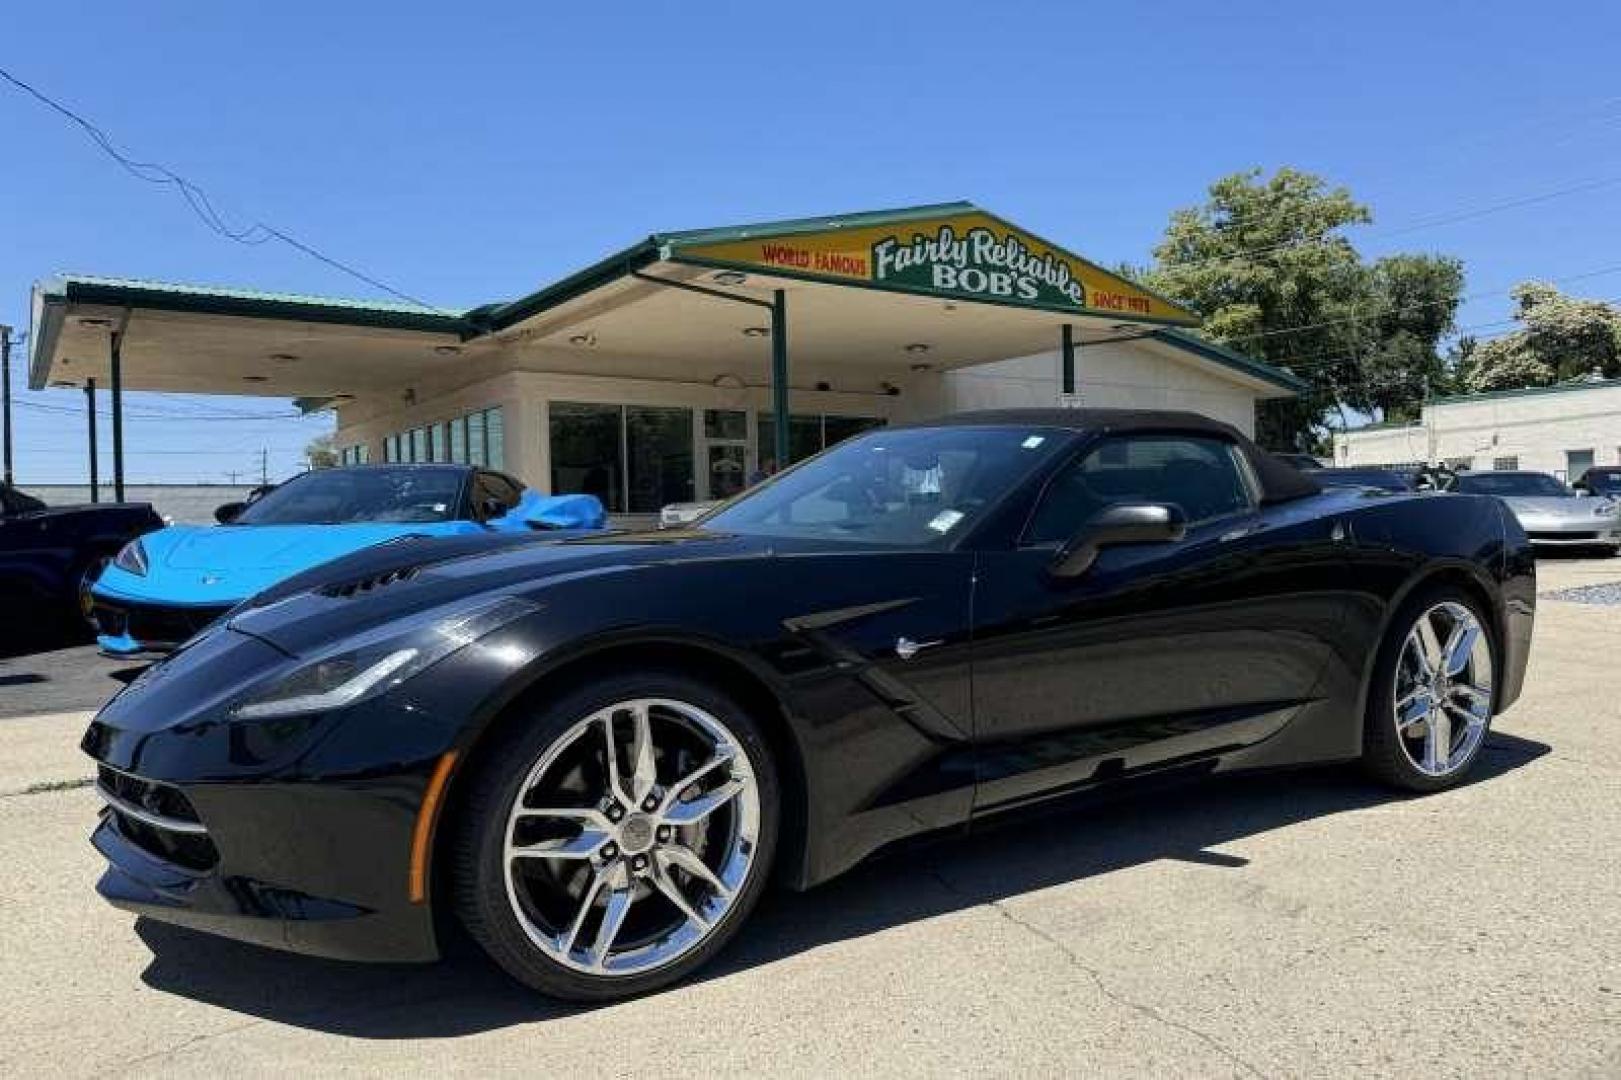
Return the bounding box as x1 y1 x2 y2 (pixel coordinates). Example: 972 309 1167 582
82 409 1535 1000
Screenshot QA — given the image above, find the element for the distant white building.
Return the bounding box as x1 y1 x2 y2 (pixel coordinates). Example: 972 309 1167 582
1333 377 1621 481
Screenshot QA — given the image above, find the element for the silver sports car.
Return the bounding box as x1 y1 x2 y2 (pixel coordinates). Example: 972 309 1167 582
1453 470 1621 553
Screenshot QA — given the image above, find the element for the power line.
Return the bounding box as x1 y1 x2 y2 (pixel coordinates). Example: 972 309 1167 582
0 64 440 310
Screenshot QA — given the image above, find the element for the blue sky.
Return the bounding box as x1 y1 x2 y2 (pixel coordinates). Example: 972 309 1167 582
3 1 1619 483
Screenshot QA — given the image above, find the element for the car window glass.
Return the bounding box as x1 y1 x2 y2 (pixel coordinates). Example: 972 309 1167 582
235 468 464 524
1027 435 1252 544
1453 473 1567 497
702 426 1066 547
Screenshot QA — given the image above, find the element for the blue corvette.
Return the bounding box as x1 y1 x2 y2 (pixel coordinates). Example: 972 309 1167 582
89 463 605 657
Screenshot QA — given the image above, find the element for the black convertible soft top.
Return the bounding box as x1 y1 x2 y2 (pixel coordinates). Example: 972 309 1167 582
913 408 1322 506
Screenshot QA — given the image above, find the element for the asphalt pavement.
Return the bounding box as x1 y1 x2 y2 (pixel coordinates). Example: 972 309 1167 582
0 557 1616 1077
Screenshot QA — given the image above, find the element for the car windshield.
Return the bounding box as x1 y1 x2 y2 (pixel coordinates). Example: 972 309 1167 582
701 426 1067 546
233 467 465 524
1307 469 1410 491
1581 470 1621 494
1454 472 1569 497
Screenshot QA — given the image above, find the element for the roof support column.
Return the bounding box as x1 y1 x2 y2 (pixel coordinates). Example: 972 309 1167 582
1 325 13 487
85 378 98 502
771 289 789 469
1060 323 1076 396
109 330 125 502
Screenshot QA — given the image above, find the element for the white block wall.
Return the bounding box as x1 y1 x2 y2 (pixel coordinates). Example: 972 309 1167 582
1334 381 1621 480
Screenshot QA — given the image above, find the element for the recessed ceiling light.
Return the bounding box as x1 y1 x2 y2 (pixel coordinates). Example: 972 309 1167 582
243 375 269 383
51 380 75 388
268 352 299 362
713 271 748 286
942 302 957 312
433 345 462 356
903 343 930 353
568 332 597 347
77 317 113 328
910 363 933 373
742 326 771 338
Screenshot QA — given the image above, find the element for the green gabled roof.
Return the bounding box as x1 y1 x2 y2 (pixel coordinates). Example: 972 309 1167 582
37 274 468 333
657 200 977 249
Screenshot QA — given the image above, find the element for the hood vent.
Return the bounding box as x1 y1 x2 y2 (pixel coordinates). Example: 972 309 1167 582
318 565 421 599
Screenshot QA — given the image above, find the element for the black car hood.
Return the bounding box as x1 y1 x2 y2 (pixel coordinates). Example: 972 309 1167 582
226 528 778 657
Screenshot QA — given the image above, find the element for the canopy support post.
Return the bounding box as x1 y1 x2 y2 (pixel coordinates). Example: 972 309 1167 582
110 330 125 502
771 289 789 469
85 378 98 502
1060 323 1076 396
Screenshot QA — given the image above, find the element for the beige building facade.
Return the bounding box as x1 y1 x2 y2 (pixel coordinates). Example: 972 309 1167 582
1333 378 1621 482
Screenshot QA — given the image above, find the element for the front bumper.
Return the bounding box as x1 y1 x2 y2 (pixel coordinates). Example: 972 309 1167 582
86 754 443 963
1521 523 1621 547
90 595 233 656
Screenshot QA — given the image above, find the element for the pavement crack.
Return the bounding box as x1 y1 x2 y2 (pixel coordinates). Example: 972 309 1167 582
928 868 1269 1080
0 776 92 799
113 1016 268 1073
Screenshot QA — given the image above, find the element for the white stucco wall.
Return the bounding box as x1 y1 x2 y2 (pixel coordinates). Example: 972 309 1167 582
936 340 1262 437
1334 380 1621 480
332 336 1277 490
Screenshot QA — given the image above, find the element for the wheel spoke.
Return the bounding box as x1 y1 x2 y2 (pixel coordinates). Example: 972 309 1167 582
664 777 746 827
663 843 732 899
510 828 611 860
514 806 609 828
1443 621 1481 677
1424 706 1453 772
1451 682 1491 715
1396 690 1431 731
586 875 636 970
1414 614 1445 675
599 711 629 805
651 852 710 929
562 869 610 954
628 702 658 806
661 748 738 813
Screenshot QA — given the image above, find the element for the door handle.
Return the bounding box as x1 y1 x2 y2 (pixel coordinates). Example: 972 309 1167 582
895 636 941 660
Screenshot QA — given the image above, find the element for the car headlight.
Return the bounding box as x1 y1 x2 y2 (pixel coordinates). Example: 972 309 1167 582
229 595 538 720
112 539 149 576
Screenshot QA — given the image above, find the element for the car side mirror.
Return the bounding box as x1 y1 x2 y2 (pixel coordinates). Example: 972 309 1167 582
214 501 246 524
1049 502 1188 579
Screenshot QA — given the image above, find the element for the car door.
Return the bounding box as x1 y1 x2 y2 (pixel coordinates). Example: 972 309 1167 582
969 432 1349 814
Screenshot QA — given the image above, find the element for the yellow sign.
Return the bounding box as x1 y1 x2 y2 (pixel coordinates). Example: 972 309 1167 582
670 209 1197 325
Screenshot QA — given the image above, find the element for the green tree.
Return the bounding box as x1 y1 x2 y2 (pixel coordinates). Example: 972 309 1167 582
1463 282 1621 392
305 432 339 469
1139 168 1464 448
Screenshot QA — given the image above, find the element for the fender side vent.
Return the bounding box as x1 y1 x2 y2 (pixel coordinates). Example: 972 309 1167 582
318 565 421 599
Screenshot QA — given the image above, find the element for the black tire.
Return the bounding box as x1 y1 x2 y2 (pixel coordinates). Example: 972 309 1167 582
1362 584 1497 793
451 670 779 1001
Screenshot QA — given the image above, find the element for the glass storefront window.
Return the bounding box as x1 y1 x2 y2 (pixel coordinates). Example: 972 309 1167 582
409 427 427 463
468 410 487 467
627 406 693 513
757 413 824 469
450 417 469 463
704 409 747 441
824 415 886 448
486 407 505 471
550 402 623 513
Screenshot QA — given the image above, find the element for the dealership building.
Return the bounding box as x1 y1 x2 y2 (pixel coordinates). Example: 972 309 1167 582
1333 377 1621 482
29 202 1304 517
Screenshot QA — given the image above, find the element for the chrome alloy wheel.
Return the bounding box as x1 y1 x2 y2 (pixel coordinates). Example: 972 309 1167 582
501 698 761 977
1393 601 1494 777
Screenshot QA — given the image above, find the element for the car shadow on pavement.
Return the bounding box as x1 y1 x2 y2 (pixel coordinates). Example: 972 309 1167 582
132 730 1550 1038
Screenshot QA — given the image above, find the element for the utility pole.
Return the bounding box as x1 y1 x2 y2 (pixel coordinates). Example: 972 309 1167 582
1 324 13 487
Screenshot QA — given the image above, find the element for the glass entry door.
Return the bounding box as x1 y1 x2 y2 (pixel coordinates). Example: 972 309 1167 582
701 409 750 500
